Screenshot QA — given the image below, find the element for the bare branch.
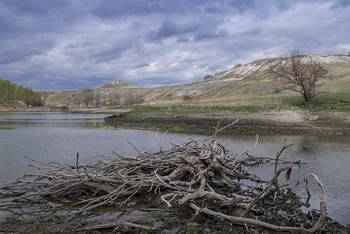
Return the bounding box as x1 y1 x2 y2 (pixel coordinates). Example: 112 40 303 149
268 50 329 101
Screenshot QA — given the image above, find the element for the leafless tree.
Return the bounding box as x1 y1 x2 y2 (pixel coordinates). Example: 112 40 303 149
124 93 136 106
123 93 145 106
268 50 329 101
94 92 101 107
81 88 94 106
134 93 145 105
110 93 121 106
101 98 107 106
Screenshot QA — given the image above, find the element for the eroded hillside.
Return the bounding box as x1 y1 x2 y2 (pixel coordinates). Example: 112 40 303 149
40 54 350 106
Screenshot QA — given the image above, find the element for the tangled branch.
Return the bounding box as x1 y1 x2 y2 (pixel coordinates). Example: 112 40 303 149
0 125 328 232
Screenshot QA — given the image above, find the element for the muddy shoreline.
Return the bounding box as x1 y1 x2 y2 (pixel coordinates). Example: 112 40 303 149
104 110 350 135
0 105 68 113
1 193 349 233
0 105 129 114
2 104 350 135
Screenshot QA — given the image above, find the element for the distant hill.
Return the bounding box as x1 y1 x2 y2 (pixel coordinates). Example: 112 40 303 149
40 81 138 106
40 54 350 106
95 80 137 89
205 54 350 80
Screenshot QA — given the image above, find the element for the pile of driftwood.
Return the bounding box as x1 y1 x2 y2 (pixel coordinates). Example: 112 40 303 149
0 125 327 232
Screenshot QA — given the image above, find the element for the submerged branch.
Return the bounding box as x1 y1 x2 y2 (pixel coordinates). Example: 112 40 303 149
0 123 328 232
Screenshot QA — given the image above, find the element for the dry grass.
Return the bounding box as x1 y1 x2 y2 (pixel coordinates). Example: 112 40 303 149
41 60 350 108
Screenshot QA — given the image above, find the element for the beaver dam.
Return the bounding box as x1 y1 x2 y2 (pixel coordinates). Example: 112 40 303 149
0 123 347 233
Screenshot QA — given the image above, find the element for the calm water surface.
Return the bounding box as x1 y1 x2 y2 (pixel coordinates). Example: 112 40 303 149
0 112 349 226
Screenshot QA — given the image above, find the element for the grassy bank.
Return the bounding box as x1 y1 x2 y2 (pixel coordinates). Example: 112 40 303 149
281 92 350 112
107 90 350 116
103 92 350 135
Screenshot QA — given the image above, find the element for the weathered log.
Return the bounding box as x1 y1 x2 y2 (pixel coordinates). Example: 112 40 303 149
189 173 327 233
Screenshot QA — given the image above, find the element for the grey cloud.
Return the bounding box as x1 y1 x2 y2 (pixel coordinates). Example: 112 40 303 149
204 6 222 14
89 0 273 20
148 20 179 40
2 0 71 15
226 0 255 12
0 35 55 65
194 30 217 41
331 0 350 8
176 36 190 43
240 28 262 37
90 0 202 19
1 0 80 29
135 62 149 68
91 48 126 62
0 51 22 64
64 42 81 51
90 0 154 19
148 14 227 42
0 14 15 34
147 20 198 42
194 28 228 41
89 38 138 62
0 0 349 90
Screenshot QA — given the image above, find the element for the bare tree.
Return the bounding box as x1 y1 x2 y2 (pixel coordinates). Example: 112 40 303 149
134 94 145 105
94 92 101 107
110 93 121 106
101 98 107 106
124 93 136 106
81 88 94 106
268 50 329 101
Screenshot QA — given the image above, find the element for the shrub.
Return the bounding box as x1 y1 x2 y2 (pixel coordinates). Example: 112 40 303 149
182 91 192 101
25 96 43 106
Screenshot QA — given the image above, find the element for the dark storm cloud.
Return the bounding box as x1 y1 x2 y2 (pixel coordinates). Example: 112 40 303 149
194 28 229 41
90 0 205 19
331 0 350 8
147 20 198 42
0 0 349 90
0 34 55 64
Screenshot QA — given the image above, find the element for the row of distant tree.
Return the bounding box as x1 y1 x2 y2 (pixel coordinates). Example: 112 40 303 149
75 88 145 107
0 78 42 106
1 50 329 108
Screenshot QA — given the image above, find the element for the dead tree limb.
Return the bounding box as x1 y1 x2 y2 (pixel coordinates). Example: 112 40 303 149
0 122 328 232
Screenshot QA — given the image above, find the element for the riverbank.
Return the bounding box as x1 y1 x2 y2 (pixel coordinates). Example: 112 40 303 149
104 106 350 135
0 104 68 112
0 104 130 114
1 111 350 233
2 103 350 135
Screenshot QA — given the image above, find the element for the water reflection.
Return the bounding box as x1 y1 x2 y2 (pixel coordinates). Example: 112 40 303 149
0 112 106 129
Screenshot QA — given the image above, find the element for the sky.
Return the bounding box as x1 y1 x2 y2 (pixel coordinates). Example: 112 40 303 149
0 0 350 90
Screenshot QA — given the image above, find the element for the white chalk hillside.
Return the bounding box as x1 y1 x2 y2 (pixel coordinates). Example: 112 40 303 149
210 54 350 80
42 54 350 105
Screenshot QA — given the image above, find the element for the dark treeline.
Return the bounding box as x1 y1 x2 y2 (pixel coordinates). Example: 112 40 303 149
0 78 42 106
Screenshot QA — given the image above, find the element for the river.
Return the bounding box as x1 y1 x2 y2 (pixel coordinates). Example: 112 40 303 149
0 112 349 226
